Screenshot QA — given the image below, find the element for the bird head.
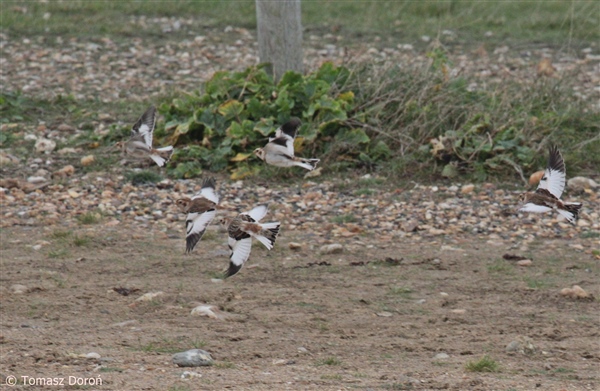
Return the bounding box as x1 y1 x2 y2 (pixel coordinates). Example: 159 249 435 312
175 198 191 211
253 148 265 160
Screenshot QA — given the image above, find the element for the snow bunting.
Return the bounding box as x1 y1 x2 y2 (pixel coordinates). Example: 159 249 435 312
224 204 280 278
176 177 219 254
254 118 320 171
117 106 174 167
518 145 582 224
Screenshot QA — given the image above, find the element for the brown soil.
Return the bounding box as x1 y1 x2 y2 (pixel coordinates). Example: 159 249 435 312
1 221 598 391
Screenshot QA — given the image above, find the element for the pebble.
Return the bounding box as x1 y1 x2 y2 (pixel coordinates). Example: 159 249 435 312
134 291 164 302
10 284 28 294
27 176 46 184
84 352 101 359
172 349 214 367
568 176 598 191
190 305 229 320
505 337 535 355
516 259 533 266
560 285 593 300
320 243 343 254
434 352 450 360
460 184 475 194
54 165 75 177
376 311 393 317
34 138 56 153
181 371 202 379
81 155 95 166
288 242 302 251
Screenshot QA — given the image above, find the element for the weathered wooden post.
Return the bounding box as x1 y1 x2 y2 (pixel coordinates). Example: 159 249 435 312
255 0 303 81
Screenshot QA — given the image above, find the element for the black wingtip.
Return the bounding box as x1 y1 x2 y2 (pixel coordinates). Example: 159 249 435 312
547 145 565 173
201 176 216 189
280 117 302 138
225 262 243 278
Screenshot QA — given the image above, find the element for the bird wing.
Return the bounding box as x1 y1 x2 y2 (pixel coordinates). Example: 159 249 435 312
193 177 219 204
226 237 252 278
265 137 295 158
131 106 157 147
245 204 268 222
185 209 217 253
536 145 566 199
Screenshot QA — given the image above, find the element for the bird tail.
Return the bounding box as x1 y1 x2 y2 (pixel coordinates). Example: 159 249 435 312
557 202 582 225
149 146 174 167
253 222 280 250
294 157 320 171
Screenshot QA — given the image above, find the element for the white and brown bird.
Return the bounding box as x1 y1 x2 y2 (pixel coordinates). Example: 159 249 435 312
254 118 320 171
117 106 174 167
224 204 280 278
518 145 582 224
176 177 219 254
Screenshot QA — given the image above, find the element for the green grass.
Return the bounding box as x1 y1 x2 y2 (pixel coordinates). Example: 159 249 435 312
465 355 500 372
523 276 553 290
77 212 101 225
331 214 357 224
389 286 413 299
72 235 91 247
126 170 163 185
214 361 235 369
316 357 342 366
137 336 206 354
2 1 597 48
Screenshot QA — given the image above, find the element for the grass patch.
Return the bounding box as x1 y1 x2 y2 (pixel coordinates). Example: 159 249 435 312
48 249 69 259
320 374 342 380
465 355 500 372
126 170 163 186
581 231 600 239
99 367 124 373
523 277 553 290
316 357 342 366
50 230 73 239
77 212 101 225
331 214 357 224
389 286 413 299
487 260 515 275
3 1 596 48
137 336 205 354
214 361 235 369
72 235 91 247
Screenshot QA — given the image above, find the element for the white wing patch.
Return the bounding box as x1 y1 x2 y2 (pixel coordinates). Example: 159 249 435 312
519 203 552 213
186 209 216 239
246 205 268 222
131 106 157 147
196 186 219 204
230 237 253 268
536 147 566 199
537 168 565 200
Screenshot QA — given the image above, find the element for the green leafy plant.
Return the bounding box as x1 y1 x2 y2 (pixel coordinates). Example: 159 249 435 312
465 355 500 372
159 62 388 179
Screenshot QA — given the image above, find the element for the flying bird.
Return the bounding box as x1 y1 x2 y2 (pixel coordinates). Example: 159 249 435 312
176 177 219 254
254 118 320 171
224 204 280 278
117 106 174 167
518 145 582 224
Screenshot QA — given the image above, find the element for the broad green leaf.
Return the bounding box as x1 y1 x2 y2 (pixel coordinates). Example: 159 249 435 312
218 99 244 120
335 128 370 145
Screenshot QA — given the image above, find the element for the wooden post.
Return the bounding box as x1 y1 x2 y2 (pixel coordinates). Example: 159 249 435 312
255 0 303 82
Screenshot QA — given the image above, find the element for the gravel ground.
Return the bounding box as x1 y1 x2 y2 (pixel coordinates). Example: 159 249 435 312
1 22 600 391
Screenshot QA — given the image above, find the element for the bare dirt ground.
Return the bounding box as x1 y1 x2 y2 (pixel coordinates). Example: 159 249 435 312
1 175 599 391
